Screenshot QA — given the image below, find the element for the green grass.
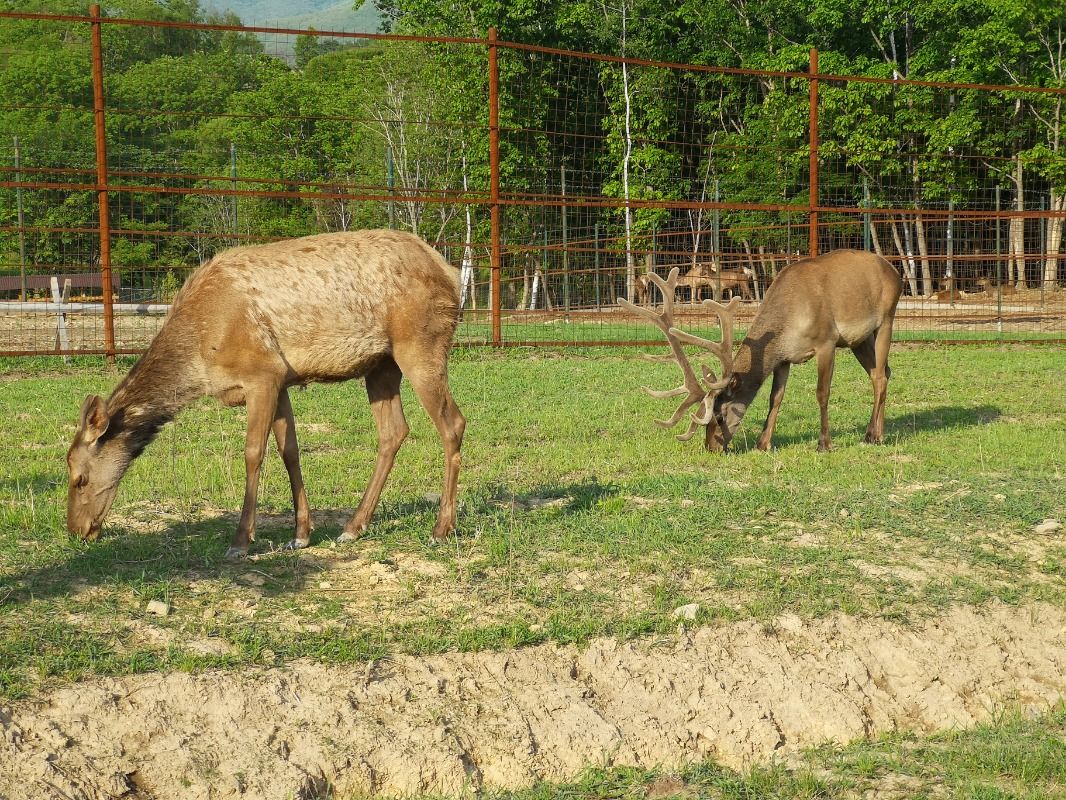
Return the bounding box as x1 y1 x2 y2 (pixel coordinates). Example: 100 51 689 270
473 704 1066 800
0 344 1064 701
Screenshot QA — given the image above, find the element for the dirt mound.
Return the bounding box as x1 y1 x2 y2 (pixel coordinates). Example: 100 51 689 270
3 601 1065 799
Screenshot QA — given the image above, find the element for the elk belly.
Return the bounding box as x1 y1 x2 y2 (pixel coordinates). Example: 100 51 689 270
836 317 879 347
216 386 248 406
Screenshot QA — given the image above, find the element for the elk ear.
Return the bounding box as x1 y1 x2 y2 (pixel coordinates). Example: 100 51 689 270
79 394 110 444
728 374 740 391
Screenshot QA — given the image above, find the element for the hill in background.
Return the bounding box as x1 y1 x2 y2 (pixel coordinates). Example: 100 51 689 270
205 0 382 36
204 0 383 61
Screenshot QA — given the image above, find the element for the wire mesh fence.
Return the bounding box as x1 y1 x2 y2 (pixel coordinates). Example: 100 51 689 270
0 7 1064 358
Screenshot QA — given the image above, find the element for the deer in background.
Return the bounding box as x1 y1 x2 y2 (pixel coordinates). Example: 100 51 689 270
676 263 713 302
677 263 754 302
708 266 754 301
631 272 653 306
66 230 466 558
620 249 901 452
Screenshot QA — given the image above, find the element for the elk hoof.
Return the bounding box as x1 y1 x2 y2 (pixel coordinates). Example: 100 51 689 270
335 530 362 545
223 546 248 560
283 538 309 551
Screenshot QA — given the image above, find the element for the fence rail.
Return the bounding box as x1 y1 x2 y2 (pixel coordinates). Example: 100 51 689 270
1 7 1064 358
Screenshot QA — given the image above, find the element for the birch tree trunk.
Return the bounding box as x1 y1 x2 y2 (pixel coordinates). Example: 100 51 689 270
688 153 713 270
1046 189 1065 289
519 252 530 311
870 219 885 258
1009 155 1025 288
458 156 475 310
915 215 933 295
530 268 540 310
892 218 919 297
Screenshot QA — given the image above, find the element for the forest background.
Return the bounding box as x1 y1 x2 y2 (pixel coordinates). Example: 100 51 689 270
1 0 1064 306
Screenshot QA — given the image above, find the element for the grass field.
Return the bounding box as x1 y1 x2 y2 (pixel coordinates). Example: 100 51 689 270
1 343 1064 797
488 704 1066 799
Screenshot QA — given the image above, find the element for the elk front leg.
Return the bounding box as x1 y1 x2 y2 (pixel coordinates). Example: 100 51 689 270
339 358 408 543
757 363 791 451
815 347 836 452
227 383 281 559
273 388 313 551
395 346 466 542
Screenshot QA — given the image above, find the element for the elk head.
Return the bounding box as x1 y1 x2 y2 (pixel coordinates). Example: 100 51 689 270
66 395 127 540
619 268 740 451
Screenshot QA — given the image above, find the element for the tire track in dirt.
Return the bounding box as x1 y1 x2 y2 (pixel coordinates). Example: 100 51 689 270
2 601 1065 799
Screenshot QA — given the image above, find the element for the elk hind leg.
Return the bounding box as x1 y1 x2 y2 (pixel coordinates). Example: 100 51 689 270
815 346 836 452
274 388 313 551
393 343 465 542
853 325 893 444
339 358 408 543
757 363 791 451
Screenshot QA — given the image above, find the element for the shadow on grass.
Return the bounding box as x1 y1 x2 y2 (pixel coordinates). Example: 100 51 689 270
481 478 620 514
728 403 1002 452
0 506 396 605
0 481 625 607
882 403 1001 437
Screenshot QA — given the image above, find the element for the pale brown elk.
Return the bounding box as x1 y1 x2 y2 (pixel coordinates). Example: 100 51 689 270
677 263 754 302
66 230 466 558
676 263 713 303
620 249 901 452
707 266 754 302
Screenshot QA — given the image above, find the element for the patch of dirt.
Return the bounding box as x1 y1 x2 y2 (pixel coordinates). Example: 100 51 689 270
860 773 941 800
850 559 932 586
2 602 1065 799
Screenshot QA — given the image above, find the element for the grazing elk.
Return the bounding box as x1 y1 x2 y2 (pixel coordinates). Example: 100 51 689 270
677 263 754 303
676 263 713 303
709 266 754 302
620 249 901 452
66 230 466 558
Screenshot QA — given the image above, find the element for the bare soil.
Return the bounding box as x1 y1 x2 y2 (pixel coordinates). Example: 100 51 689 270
2 601 1065 800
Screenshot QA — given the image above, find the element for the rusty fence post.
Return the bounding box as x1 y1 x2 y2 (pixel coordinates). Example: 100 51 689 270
90 4 115 363
808 47 819 259
488 27 502 346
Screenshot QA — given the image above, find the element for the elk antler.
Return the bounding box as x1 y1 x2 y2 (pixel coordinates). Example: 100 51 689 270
619 269 740 441
669 294 741 391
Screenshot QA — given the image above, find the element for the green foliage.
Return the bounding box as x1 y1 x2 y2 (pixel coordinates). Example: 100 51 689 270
0 0 1064 284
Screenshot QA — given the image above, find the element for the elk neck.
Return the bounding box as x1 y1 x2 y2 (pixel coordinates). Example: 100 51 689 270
727 326 781 407
103 328 204 462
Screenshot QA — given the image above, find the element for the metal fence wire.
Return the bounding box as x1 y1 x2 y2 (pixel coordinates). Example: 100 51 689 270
1 7 1065 357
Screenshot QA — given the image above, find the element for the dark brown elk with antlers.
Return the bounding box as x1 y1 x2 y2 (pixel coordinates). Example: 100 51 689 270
66 230 466 558
620 249 901 452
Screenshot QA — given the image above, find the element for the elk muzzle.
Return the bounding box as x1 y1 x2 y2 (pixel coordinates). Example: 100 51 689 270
703 415 728 452
66 482 117 541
